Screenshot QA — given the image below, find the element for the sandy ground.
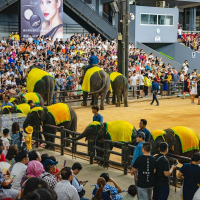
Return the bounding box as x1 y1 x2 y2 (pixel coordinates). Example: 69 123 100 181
66 97 200 163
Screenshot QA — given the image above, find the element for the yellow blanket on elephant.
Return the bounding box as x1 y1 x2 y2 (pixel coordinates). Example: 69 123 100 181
23 93 40 104
15 104 30 114
105 120 135 142
9 98 16 104
47 103 71 125
151 130 166 140
171 126 199 153
27 68 53 93
82 67 103 92
110 72 122 82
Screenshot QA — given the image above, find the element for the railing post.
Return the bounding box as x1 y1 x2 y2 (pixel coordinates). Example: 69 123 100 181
71 132 77 156
88 141 94 164
103 140 109 168
60 126 64 156
132 87 135 97
137 85 140 99
167 82 171 96
36 130 39 148
122 143 129 175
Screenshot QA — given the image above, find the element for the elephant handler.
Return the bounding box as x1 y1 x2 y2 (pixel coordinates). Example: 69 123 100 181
130 132 145 186
92 105 103 158
150 78 159 106
84 51 99 74
137 119 150 143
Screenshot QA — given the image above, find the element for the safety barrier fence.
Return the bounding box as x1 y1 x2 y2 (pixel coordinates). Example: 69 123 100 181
33 124 191 189
53 81 184 104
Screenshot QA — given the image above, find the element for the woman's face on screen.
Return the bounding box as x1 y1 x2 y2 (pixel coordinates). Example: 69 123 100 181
40 0 60 21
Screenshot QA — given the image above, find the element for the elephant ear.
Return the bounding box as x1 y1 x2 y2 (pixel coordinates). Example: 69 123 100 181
163 129 177 148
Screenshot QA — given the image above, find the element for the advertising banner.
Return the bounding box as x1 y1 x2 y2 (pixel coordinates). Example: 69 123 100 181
20 0 63 40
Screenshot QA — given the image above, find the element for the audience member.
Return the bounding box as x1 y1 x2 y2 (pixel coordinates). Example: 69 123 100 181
28 150 41 162
123 185 138 200
1 128 10 156
40 159 59 189
6 145 18 171
99 173 122 200
92 177 112 200
11 150 29 190
71 162 89 200
55 167 80 200
21 160 44 189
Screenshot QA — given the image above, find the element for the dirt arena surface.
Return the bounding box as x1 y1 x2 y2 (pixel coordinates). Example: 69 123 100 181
71 97 200 162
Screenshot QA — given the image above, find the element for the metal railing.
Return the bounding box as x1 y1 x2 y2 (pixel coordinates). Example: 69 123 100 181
54 81 184 104
33 123 192 189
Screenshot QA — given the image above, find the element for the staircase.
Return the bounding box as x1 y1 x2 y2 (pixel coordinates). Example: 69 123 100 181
0 0 17 12
64 0 117 41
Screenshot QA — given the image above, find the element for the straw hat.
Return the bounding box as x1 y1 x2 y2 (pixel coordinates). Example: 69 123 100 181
25 126 33 134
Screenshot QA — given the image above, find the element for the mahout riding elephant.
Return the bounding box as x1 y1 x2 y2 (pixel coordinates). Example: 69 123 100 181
106 72 128 107
80 66 110 110
1 103 31 114
27 65 54 105
12 93 44 107
72 120 137 161
23 103 77 149
149 126 200 164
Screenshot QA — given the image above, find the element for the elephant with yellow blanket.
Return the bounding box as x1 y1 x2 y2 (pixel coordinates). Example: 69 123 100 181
149 126 200 163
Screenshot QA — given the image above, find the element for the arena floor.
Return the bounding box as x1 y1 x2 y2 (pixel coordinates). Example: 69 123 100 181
72 97 200 162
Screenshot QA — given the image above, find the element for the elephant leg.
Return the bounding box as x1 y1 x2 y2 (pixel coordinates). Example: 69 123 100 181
116 90 122 107
81 92 88 106
112 91 116 104
43 127 55 150
100 94 106 110
93 93 99 106
123 88 128 107
90 95 94 105
105 91 110 104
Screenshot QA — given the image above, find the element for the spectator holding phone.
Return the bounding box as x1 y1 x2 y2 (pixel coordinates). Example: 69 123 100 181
153 142 176 200
71 162 89 200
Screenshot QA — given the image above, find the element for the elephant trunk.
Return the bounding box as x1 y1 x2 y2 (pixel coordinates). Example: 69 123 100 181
23 118 29 132
71 130 89 141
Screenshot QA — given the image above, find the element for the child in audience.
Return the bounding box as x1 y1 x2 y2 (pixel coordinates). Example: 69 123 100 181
1 128 10 156
25 126 33 151
50 156 62 181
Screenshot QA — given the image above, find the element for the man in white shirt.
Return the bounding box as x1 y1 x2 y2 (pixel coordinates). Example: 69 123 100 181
129 72 137 91
1 128 9 157
55 167 80 200
183 60 189 75
138 71 144 98
11 151 29 191
28 34 33 44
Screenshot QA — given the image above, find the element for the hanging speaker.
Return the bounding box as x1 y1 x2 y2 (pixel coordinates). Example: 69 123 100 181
110 2 119 13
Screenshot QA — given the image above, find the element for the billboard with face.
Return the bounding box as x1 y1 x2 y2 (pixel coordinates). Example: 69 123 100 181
20 0 63 40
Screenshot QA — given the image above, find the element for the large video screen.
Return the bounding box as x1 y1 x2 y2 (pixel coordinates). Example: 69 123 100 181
20 0 63 40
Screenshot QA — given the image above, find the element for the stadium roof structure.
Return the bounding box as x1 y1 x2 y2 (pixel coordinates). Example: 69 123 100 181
101 0 200 8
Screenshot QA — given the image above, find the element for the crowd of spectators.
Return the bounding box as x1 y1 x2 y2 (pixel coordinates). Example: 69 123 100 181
178 27 200 51
0 123 139 200
0 31 199 104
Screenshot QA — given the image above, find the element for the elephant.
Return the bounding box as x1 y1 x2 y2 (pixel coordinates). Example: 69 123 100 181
23 103 77 149
13 93 44 107
1 103 30 114
106 72 128 107
80 66 110 110
72 120 137 162
149 128 200 164
27 65 54 105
